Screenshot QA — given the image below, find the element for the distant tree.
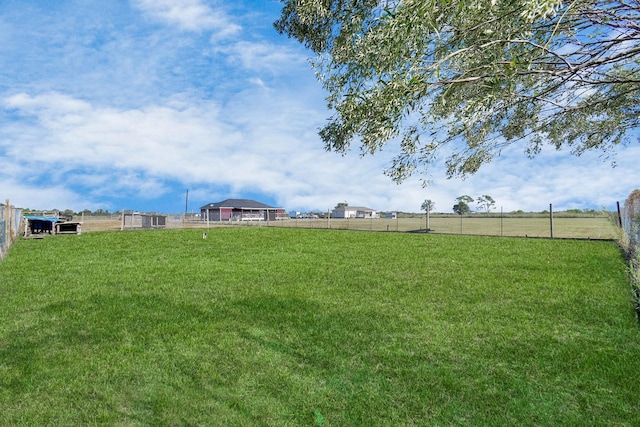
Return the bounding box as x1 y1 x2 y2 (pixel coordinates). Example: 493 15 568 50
453 196 472 233
453 195 472 215
335 202 348 209
421 199 435 231
476 195 496 213
421 199 435 213
454 195 474 214
453 202 471 216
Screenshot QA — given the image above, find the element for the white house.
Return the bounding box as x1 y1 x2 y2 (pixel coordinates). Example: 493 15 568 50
331 206 378 219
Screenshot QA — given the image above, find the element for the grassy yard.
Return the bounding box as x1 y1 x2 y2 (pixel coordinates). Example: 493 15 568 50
0 228 638 425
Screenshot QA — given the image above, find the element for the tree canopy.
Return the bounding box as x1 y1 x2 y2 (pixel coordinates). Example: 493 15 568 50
275 0 640 182
421 199 435 213
453 201 471 215
453 195 474 214
476 195 496 212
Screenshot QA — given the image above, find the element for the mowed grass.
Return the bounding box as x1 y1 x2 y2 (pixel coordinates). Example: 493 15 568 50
0 228 638 426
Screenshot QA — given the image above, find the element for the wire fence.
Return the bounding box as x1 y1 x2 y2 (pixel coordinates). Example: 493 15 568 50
268 214 616 239
73 209 620 240
0 200 627 255
74 212 617 239
0 199 23 259
622 190 640 251
129 212 614 240
620 190 640 322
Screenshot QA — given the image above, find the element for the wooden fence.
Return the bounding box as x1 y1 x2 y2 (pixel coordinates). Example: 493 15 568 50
0 199 23 259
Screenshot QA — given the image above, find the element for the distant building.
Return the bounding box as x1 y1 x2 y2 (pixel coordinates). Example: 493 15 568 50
331 206 378 219
121 212 167 230
200 199 288 222
295 212 319 219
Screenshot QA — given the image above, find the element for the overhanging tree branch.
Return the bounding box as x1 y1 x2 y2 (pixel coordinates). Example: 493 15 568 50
276 0 640 180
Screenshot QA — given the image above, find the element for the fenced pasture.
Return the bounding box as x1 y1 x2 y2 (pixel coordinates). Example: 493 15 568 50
1 228 638 425
274 215 616 239
78 213 617 239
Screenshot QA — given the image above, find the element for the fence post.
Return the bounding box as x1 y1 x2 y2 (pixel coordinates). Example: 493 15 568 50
617 201 623 228
4 199 9 246
549 203 554 239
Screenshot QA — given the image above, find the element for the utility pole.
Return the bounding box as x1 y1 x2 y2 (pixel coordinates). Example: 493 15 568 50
184 189 189 223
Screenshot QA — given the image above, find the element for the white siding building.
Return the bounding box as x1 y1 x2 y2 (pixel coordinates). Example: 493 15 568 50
331 206 378 219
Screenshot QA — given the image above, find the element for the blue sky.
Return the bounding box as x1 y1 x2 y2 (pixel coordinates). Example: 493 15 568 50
1 0 638 214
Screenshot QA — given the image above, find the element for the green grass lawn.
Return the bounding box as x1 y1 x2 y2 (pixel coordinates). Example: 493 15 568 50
0 228 638 425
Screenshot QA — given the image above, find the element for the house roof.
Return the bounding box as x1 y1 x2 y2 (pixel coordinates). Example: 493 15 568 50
332 206 376 211
200 199 278 210
24 215 59 222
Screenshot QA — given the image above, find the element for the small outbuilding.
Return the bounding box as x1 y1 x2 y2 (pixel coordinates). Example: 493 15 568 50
24 216 57 236
55 221 82 235
24 215 82 237
331 206 379 219
121 212 167 230
200 199 288 222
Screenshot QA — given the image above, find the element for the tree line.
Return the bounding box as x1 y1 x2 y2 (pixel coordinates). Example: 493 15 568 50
23 208 117 217
421 195 496 216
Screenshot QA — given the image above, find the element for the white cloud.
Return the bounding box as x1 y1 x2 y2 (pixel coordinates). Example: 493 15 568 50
3 92 232 176
0 89 414 212
3 88 638 214
133 0 241 36
435 143 640 213
4 92 91 114
215 40 307 73
0 178 101 212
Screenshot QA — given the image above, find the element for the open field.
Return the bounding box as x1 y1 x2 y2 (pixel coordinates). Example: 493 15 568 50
273 215 617 239
77 214 618 239
0 228 638 425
